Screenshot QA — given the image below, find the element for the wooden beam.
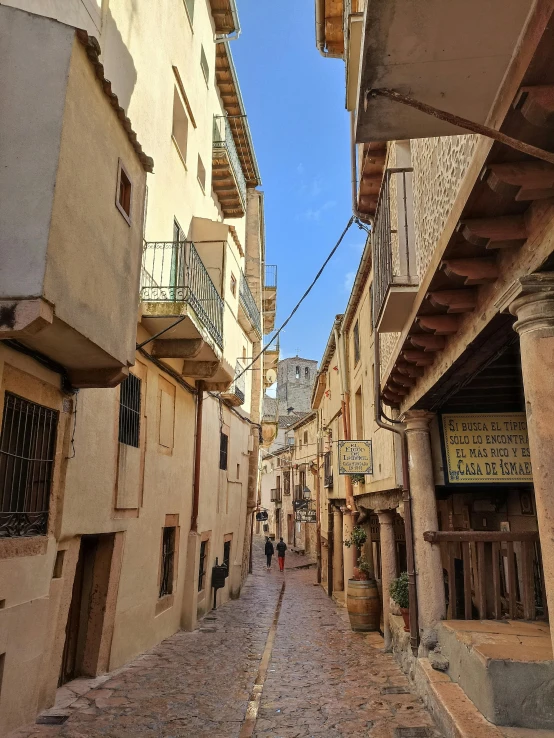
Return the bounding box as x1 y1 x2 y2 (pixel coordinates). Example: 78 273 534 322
514 85 554 128
417 315 460 335
424 531 539 543
442 258 499 285
427 289 477 313
387 381 408 395
459 215 527 249
485 161 554 201
396 362 425 378
391 372 416 387
402 350 435 366
409 334 446 352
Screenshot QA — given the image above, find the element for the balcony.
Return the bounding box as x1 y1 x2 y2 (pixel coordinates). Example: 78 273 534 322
220 361 246 406
141 241 233 387
212 116 246 218
373 168 419 333
270 488 282 504
239 272 262 338
263 264 277 334
209 0 240 35
263 336 279 389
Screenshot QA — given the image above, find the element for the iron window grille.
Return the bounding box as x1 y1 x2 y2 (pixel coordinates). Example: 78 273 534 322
219 432 228 470
198 540 208 591
0 393 58 538
324 451 333 488
118 374 141 448
159 526 176 598
223 539 231 577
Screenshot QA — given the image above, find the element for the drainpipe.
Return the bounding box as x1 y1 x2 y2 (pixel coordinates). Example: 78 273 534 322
191 380 204 532
372 290 419 656
315 0 343 58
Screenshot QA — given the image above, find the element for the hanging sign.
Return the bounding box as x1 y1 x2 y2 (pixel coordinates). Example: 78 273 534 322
337 440 373 475
441 413 532 484
295 509 317 523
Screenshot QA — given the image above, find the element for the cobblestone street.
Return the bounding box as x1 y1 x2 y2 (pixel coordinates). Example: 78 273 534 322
10 538 441 738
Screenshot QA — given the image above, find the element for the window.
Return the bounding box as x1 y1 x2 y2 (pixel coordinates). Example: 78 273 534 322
0 393 58 538
324 451 333 487
353 320 361 365
303 431 308 445
172 87 189 165
305 367 310 380
116 161 132 224
197 154 206 192
283 471 290 496
198 539 208 591
118 374 141 448
223 539 231 576
219 432 228 470
295 366 300 379
159 527 176 597
200 45 209 85
230 273 237 297
236 463 240 479
276 456 281 468
183 0 194 23
299 470 306 491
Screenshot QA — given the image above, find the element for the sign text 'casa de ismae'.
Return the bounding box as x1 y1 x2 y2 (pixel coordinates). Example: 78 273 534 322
441 413 532 484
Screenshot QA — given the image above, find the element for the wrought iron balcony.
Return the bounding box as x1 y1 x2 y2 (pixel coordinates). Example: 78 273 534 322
213 116 246 218
141 241 224 350
239 272 262 337
373 167 418 333
220 361 246 406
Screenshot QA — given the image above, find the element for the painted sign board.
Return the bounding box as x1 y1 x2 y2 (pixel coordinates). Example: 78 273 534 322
338 440 373 475
441 413 532 484
295 509 317 523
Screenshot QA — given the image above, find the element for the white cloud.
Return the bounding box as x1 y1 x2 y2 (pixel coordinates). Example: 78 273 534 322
302 200 337 221
343 270 356 292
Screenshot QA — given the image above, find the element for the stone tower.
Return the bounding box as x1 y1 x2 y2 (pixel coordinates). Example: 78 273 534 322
277 356 318 414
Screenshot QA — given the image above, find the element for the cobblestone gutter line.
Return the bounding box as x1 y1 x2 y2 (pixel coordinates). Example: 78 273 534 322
239 581 286 738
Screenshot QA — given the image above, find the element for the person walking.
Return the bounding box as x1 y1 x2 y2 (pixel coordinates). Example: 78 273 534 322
276 537 287 572
264 537 274 570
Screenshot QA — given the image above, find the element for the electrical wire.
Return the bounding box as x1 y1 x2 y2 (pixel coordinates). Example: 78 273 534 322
233 216 355 383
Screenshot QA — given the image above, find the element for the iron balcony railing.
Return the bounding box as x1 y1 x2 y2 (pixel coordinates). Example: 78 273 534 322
240 272 262 337
372 167 415 328
264 264 277 289
229 361 246 404
213 115 247 208
141 241 224 350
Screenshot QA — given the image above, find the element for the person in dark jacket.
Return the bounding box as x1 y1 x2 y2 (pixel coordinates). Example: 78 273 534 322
276 537 287 572
264 537 274 570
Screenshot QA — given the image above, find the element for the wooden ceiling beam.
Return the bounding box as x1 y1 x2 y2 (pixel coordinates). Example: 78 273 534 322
409 334 446 352
514 85 554 128
417 315 460 335
442 257 499 285
402 350 435 366
459 215 527 250
484 161 554 201
427 289 477 313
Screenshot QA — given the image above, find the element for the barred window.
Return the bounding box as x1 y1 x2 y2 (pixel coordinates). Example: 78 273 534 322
159 526 176 598
219 432 228 470
198 540 208 591
118 374 141 447
353 320 360 365
223 539 231 577
0 393 58 538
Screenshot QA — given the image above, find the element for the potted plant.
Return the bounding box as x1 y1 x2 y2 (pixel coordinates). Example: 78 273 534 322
390 571 410 632
350 473 366 486
344 527 381 632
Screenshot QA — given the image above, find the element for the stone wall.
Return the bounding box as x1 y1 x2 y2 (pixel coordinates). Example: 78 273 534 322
277 357 318 414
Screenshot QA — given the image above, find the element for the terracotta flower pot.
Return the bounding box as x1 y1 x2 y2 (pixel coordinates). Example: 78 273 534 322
400 607 410 632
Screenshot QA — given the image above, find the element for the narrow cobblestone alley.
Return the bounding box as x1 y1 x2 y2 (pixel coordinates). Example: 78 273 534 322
10 539 441 738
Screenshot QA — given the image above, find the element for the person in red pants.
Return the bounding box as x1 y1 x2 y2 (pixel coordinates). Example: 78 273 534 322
276 537 287 572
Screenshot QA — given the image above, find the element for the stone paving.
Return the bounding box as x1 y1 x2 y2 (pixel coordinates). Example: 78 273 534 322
9 539 442 738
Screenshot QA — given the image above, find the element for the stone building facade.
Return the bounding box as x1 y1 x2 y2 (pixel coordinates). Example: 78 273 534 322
276 357 317 414
313 0 554 732
0 2 276 734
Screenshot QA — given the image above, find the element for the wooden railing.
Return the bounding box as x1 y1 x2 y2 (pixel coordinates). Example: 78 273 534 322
423 531 546 621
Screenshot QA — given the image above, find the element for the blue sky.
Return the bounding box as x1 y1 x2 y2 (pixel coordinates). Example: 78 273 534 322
232 0 366 364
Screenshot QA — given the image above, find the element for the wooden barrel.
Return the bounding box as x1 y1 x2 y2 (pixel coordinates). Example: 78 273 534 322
346 578 381 632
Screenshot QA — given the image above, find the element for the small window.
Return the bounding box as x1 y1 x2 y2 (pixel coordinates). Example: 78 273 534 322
0 393 58 538
353 320 361 365
198 539 208 591
118 374 141 448
219 432 228 470
172 88 189 165
295 366 300 379
116 161 132 224
183 0 194 24
223 539 231 575
303 431 308 445
305 367 310 380
230 273 237 297
236 463 240 479
159 526 176 598
197 154 206 192
200 45 209 85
